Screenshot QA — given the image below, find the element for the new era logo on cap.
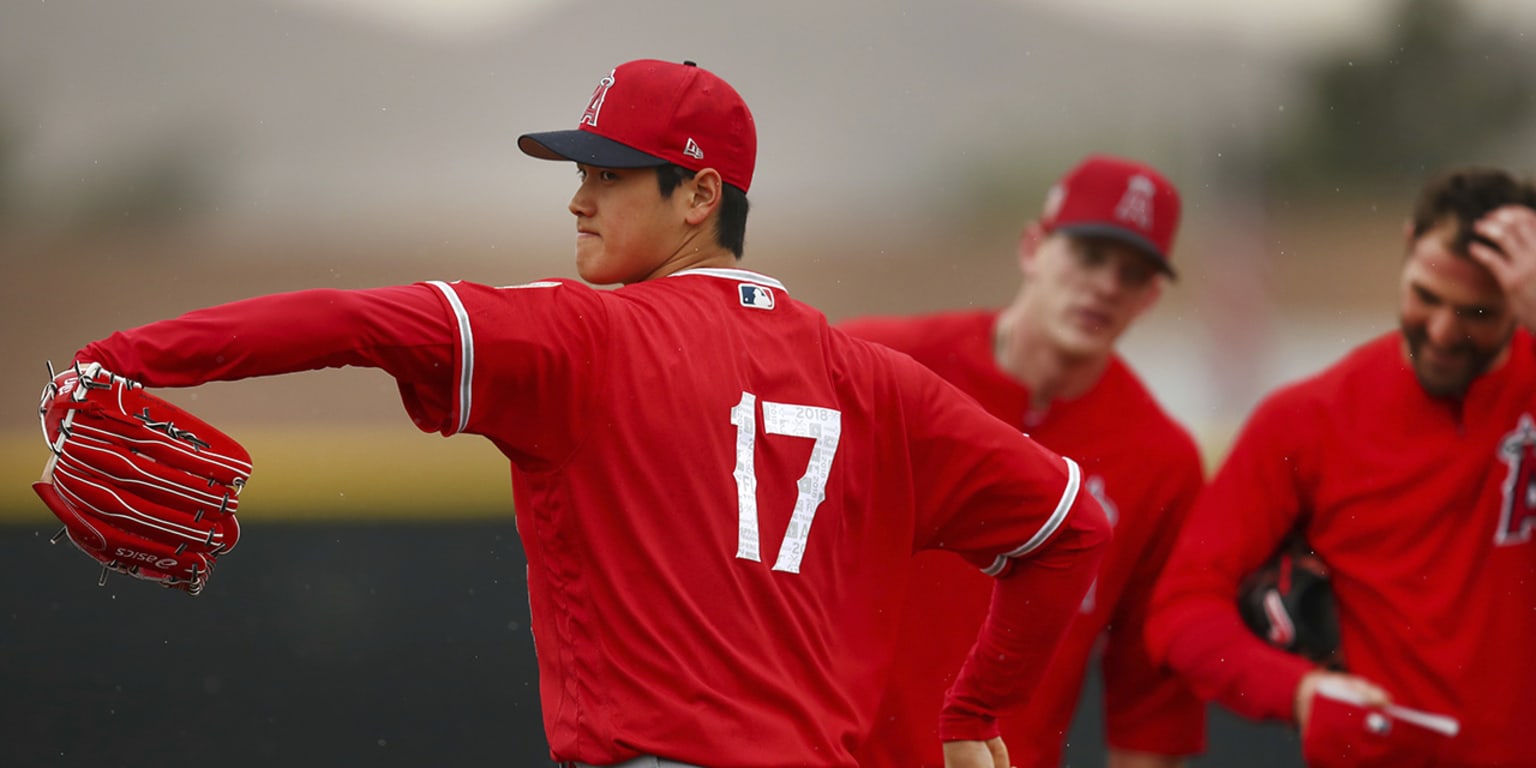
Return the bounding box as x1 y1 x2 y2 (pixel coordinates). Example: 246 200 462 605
1041 155 1182 277
518 59 758 193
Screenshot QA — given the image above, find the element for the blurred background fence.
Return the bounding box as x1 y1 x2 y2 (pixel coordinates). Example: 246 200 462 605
3 0 1533 765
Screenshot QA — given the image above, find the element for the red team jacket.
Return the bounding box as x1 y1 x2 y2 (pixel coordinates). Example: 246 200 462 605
839 310 1206 767
77 268 1110 768
1148 330 1536 767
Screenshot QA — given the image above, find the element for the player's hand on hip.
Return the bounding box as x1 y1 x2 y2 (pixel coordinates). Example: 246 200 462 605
1294 669 1391 738
1470 205 1536 331
942 736 1013 768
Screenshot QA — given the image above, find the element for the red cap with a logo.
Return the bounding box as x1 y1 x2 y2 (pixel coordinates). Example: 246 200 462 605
1040 155 1181 277
519 59 757 194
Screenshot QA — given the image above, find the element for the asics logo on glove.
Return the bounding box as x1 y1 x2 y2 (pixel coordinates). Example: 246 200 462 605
114 547 180 570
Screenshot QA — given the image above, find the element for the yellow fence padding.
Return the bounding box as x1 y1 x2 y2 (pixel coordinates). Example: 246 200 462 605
0 427 513 523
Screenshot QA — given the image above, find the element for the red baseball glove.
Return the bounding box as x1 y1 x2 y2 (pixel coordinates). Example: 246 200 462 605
34 362 252 595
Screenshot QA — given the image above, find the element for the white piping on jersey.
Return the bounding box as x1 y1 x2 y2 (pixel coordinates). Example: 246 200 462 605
982 456 1082 577
669 267 787 291
427 280 475 436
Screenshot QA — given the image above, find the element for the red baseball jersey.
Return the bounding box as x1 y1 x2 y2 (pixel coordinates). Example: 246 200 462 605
77 268 1110 768
839 310 1205 767
1147 330 1536 767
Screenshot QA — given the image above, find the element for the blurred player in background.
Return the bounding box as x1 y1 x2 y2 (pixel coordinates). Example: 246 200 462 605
50 59 1112 768
1147 167 1536 767
842 155 1206 767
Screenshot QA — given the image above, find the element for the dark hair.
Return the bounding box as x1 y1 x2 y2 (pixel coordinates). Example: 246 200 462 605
1409 167 1536 257
656 165 750 258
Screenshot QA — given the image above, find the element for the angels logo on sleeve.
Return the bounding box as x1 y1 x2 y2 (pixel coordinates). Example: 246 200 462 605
1078 475 1119 613
1495 413 1536 545
739 283 775 310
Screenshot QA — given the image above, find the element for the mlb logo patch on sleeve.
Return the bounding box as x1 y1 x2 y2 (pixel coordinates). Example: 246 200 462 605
739 283 775 310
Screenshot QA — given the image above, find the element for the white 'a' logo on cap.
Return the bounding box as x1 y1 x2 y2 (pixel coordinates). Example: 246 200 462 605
581 70 616 127
1114 175 1156 231
684 138 704 160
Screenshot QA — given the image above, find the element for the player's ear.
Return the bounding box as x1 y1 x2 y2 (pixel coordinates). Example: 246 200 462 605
1402 218 1417 252
1131 276 1165 317
682 168 724 227
1018 222 1046 274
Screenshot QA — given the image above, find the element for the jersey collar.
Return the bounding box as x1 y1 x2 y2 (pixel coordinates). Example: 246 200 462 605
669 267 787 291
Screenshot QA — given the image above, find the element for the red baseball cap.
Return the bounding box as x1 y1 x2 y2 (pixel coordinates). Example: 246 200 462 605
518 59 757 194
1040 155 1181 277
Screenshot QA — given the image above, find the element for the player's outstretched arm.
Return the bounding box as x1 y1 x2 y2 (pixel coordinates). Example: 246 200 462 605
1470 205 1536 332
74 285 453 389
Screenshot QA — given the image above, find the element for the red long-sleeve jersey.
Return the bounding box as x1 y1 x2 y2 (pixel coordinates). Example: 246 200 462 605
840 310 1205 767
1147 330 1536 767
78 269 1110 767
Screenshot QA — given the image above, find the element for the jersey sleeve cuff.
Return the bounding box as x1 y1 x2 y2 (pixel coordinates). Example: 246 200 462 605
937 710 1001 743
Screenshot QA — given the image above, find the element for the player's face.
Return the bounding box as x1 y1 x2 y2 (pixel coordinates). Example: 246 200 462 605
1398 225 1515 398
568 165 689 285
1022 233 1164 358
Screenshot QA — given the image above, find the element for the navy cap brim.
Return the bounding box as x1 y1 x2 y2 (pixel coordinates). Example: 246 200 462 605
518 129 668 168
1054 223 1177 279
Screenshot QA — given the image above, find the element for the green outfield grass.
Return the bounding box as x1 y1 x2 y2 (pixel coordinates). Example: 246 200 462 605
0 427 514 523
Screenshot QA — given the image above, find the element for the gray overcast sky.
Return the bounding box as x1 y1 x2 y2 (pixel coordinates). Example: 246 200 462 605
279 0 1534 51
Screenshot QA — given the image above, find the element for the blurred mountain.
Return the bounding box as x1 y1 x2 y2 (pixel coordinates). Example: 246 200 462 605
1 0 1299 241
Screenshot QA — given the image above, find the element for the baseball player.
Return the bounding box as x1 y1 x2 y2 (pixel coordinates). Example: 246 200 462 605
841 155 1205 767
47 59 1112 768
1145 167 1536 767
